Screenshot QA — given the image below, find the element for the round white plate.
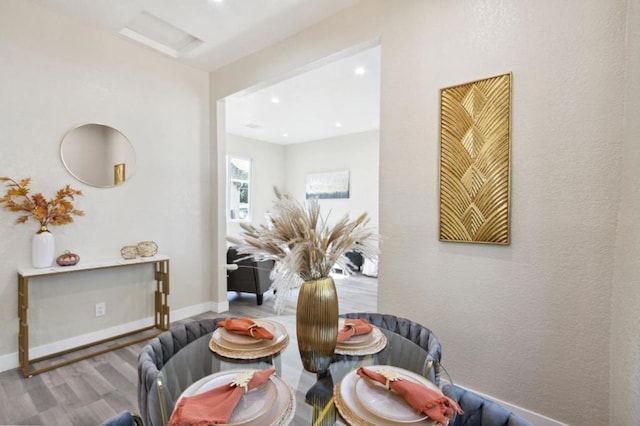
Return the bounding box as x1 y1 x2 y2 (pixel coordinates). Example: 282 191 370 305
259 374 296 426
337 319 373 345
335 327 383 351
354 375 428 423
221 320 278 346
337 365 439 426
178 370 277 425
213 321 287 352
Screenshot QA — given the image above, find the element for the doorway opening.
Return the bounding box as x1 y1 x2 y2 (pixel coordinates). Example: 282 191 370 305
220 44 381 313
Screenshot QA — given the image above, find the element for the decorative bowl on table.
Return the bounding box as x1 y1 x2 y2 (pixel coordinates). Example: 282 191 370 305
120 245 138 259
56 251 80 266
137 241 158 257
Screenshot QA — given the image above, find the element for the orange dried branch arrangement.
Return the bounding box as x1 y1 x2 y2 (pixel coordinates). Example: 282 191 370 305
0 177 84 228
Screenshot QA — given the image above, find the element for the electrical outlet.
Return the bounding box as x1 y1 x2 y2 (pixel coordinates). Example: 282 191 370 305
95 302 106 317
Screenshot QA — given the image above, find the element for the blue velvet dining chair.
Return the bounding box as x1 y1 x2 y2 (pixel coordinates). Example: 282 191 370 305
339 312 443 384
101 411 143 426
442 384 534 426
137 318 224 426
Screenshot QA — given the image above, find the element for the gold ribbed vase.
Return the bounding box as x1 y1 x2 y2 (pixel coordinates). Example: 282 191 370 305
296 276 339 373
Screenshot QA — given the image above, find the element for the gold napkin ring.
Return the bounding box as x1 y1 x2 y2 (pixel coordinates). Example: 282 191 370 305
346 324 357 337
247 323 259 338
378 369 400 390
231 371 254 394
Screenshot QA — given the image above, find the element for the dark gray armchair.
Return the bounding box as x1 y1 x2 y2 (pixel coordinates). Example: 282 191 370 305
442 384 534 426
227 246 274 305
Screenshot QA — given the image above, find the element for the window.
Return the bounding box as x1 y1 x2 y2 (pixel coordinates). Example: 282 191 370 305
227 155 251 221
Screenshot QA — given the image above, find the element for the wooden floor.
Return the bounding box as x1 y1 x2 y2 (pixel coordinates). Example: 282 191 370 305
0 273 377 425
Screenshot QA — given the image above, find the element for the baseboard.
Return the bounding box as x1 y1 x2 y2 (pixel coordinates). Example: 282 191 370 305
30 317 157 360
170 302 218 321
0 301 230 373
0 316 155 373
0 352 19 374
459 385 568 426
210 300 229 313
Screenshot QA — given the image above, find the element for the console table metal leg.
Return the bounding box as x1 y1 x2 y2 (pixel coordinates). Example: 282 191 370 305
154 259 170 330
18 274 29 376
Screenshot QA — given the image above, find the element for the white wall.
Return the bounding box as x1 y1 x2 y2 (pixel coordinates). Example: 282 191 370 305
226 131 379 239
210 1 629 424
283 130 379 231
225 134 285 239
0 0 210 367
610 0 640 424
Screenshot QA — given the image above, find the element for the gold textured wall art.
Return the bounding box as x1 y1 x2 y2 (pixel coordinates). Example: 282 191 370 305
439 73 512 244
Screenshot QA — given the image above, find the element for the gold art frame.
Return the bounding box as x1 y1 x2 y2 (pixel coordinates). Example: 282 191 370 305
439 73 512 244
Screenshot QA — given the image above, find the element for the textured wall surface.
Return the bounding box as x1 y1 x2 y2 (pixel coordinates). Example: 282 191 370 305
377 2 624 424
283 130 380 230
209 1 629 424
610 0 640 424
0 1 209 359
225 131 379 240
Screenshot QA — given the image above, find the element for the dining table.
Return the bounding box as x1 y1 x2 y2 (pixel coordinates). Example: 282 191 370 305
146 315 452 425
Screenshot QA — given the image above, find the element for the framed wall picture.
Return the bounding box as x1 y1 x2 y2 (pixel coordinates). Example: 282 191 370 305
439 73 512 244
306 170 350 199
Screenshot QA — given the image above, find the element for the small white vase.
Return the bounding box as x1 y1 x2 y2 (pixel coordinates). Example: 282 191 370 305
32 226 55 268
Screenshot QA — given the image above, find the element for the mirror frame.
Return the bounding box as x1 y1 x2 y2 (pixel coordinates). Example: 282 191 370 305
60 123 136 188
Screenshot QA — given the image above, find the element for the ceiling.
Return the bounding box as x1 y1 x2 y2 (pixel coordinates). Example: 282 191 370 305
225 45 380 144
29 0 379 144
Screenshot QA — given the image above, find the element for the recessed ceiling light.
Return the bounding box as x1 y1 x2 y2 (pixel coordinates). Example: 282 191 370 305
335 122 342 128
271 97 280 104
213 0 224 3
283 133 288 137
354 67 366 75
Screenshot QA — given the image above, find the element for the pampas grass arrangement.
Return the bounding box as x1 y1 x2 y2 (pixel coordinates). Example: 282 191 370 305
237 188 378 313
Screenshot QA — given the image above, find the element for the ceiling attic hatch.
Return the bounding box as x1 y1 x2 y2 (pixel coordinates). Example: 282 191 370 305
119 12 204 58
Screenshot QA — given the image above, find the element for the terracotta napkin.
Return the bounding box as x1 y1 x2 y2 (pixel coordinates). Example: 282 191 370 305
217 317 274 340
337 318 373 343
357 367 463 426
168 368 275 426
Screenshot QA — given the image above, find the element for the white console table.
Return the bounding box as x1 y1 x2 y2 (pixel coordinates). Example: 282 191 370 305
17 255 170 377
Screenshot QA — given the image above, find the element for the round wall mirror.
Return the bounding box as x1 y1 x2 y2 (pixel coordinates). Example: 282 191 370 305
60 123 136 188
